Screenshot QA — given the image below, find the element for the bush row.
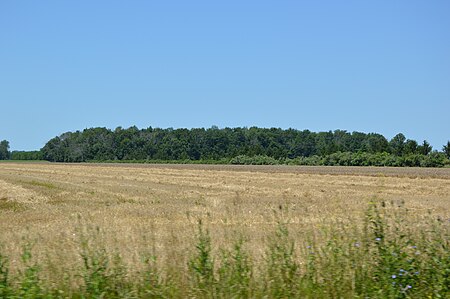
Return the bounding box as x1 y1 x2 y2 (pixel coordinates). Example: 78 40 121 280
230 152 450 167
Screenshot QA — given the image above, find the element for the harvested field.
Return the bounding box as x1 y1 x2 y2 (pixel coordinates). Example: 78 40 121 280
0 163 449 297
86 163 450 178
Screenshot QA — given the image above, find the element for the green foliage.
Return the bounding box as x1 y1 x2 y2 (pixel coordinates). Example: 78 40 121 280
418 140 432 156
265 222 300 298
217 238 252 298
389 133 406 156
79 229 111 297
364 202 417 297
0 140 10 160
139 254 175 298
287 151 449 167
364 133 390 153
188 221 216 297
360 201 449 298
11 151 43 161
78 225 133 298
442 141 450 159
39 126 449 166
403 139 418 155
419 152 447 167
18 241 43 298
0 250 11 298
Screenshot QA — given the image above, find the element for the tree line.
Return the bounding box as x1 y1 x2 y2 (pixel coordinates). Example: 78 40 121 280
2 127 450 167
0 140 43 161
40 126 450 166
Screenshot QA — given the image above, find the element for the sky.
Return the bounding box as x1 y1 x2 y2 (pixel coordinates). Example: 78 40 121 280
1 1 449 151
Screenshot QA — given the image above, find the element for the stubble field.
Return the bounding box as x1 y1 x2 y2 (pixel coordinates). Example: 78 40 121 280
0 162 449 298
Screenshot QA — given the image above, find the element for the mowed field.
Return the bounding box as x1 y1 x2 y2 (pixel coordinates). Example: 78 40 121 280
0 162 449 296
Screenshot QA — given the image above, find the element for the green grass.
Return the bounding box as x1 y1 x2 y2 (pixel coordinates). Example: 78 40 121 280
0 198 26 212
0 201 448 298
28 180 57 190
0 160 47 163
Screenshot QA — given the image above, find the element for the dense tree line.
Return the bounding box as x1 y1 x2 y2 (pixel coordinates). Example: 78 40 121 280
1 128 449 167
36 126 450 167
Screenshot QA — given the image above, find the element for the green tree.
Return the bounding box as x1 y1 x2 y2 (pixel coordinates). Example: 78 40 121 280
363 133 389 153
403 139 418 155
0 140 10 160
418 140 432 156
389 133 406 156
347 131 367 152
316 131 336 155
443 141 450 159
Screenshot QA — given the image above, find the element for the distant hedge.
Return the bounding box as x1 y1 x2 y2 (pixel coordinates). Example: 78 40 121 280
11 150 43 161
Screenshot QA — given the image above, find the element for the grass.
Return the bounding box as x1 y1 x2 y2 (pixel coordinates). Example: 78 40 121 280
0 202 448 298
28 180 57 190
0 160 48 164
0 197 25 211
0 163 449 298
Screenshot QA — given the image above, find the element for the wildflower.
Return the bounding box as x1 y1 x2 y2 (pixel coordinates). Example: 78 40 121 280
375 237 381 241
354 242 360 247
411 245 417 249
414 271 419 275
307 245 312 249
392 275 397 279
401 285 412 292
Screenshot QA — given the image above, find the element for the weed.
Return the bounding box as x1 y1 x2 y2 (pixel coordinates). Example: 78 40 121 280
265 222 300 298
188 220 216 297
18 240 43 298
78 224 135 298
0 250 11 298
217 237 252 298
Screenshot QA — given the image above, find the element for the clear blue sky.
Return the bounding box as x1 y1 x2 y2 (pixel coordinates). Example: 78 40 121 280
1 1 449 151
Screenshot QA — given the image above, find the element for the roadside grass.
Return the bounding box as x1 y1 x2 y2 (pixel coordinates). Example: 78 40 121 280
0 201 448 298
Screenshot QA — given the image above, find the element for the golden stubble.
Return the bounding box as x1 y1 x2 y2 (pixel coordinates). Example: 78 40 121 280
0 163 449 279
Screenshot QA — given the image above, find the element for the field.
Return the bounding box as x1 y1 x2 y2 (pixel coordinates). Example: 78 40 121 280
0 162 449 298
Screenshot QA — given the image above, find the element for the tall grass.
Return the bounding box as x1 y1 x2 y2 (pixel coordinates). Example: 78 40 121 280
0 201 448 298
